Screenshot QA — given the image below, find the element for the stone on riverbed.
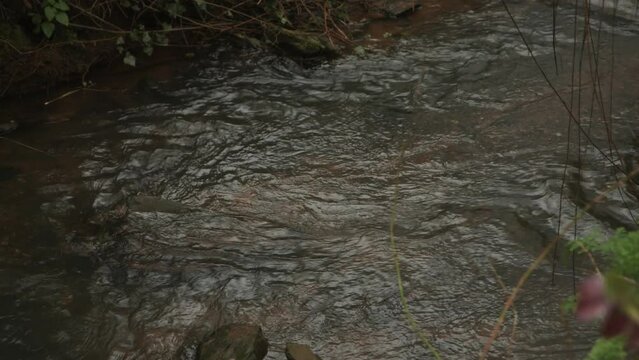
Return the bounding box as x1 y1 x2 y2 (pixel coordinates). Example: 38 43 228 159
285 343 322 360
0 120 18 135
128 195 190 214
199 324 268 360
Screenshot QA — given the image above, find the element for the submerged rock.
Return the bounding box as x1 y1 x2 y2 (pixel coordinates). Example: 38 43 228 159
285 343 322 360
0 165 19 182
0 120 18 135
199 324 268 360
128 195 190 214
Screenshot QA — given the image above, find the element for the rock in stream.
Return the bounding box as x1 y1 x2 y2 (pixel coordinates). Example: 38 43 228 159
285 343 322 360
199 324 268 360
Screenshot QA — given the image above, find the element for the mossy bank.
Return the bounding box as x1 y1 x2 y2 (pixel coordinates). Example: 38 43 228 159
0 0 424 98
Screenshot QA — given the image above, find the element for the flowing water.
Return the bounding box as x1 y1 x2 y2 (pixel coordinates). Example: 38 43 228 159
2 1 639 359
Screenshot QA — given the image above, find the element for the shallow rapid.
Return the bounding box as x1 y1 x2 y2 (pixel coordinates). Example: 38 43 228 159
2 1 639 359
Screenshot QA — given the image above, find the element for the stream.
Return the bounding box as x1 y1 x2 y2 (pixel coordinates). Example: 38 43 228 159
2 1 639 359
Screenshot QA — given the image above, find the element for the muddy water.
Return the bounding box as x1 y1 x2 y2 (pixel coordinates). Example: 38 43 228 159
2 1 639 359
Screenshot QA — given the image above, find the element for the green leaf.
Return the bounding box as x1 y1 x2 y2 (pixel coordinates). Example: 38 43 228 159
41 21 55 38
54 1 69 11
586 337 626 360
606 229 639 280
44 6 57 21
568 232 604 254
154 33 168 46
55 12 69 26
279 15 290 25
165 2 186 18
143 45 153 56
605 273 639 324
561 295 577 314
123 52 136 67
142 32 151 45
116 36 125 53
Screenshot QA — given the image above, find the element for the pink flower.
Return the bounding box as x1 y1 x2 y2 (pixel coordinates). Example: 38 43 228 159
576 275 610 321
577 275 639 351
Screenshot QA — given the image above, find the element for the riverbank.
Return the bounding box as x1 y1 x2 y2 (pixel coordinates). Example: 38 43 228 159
0 0 489 137
0 0 427 100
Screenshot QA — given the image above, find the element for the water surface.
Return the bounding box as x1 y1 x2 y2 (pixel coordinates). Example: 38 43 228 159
2 1 639 359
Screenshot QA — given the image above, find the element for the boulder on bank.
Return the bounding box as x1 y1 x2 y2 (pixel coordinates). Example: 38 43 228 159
199 324 268 360
265 24 337 57
285 343 322 360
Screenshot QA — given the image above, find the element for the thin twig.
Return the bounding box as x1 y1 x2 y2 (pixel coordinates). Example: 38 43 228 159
0 136 55 157
479 166 639 359
389 141 442 360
